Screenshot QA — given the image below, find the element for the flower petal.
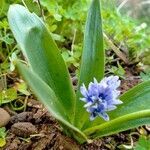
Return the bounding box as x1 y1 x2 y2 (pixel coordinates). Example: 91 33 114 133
80 98 87 102
112 99 123 105
84 101 93 108
98 112 109 121
80 84 88 97
107 105 117 111
90 112 97 121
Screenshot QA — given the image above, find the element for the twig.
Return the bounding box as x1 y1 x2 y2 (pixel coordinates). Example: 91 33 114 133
34 0 45 21
23 96 29 112
103 33 129 64
117 0 129 13
21 0 28 9
71 29 77 54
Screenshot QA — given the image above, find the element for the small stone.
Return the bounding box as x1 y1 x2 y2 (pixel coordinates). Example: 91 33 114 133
11 122 37 137
0 108 10 127
10 112 33 124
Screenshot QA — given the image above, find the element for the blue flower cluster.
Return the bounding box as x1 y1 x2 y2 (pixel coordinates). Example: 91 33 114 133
80 76 123 121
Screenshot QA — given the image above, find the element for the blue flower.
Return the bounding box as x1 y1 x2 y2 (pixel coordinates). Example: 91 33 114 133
80 76 123 121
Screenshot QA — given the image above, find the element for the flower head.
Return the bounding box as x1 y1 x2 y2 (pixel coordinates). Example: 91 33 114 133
80 76 122 121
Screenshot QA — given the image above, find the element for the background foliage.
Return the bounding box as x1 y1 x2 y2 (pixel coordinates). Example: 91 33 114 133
1 0 150 74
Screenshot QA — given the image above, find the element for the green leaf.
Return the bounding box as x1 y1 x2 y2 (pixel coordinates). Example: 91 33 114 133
0 127 6 148
109 81 150 120
16 61 88 142
0 127 6 139
83 110 150 138
0 0 5 16
82 81 150 138
40 0 62 21
79 0 104 87
23 0 40 15
0 88 17 104
74 0 104 129
14 82 30 96
0 138 6 148
135 136 150 150
8 4 76 122
140 71 150 82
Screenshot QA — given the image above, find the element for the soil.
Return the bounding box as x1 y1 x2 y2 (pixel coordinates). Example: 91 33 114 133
1 67 147 150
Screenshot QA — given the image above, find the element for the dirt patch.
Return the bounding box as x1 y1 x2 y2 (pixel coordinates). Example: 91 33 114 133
2 99 79 150
11 122 37 137
119 67 141 94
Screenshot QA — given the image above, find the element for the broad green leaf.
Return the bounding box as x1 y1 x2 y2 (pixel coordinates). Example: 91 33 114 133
8 5 76 122
110 81 150 119
78 0 104 88
74 0 104 128
16 61 88 142
16 62 66 118
83 110 150 138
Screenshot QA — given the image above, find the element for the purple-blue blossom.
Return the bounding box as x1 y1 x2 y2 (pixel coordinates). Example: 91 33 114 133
80 76 123 121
